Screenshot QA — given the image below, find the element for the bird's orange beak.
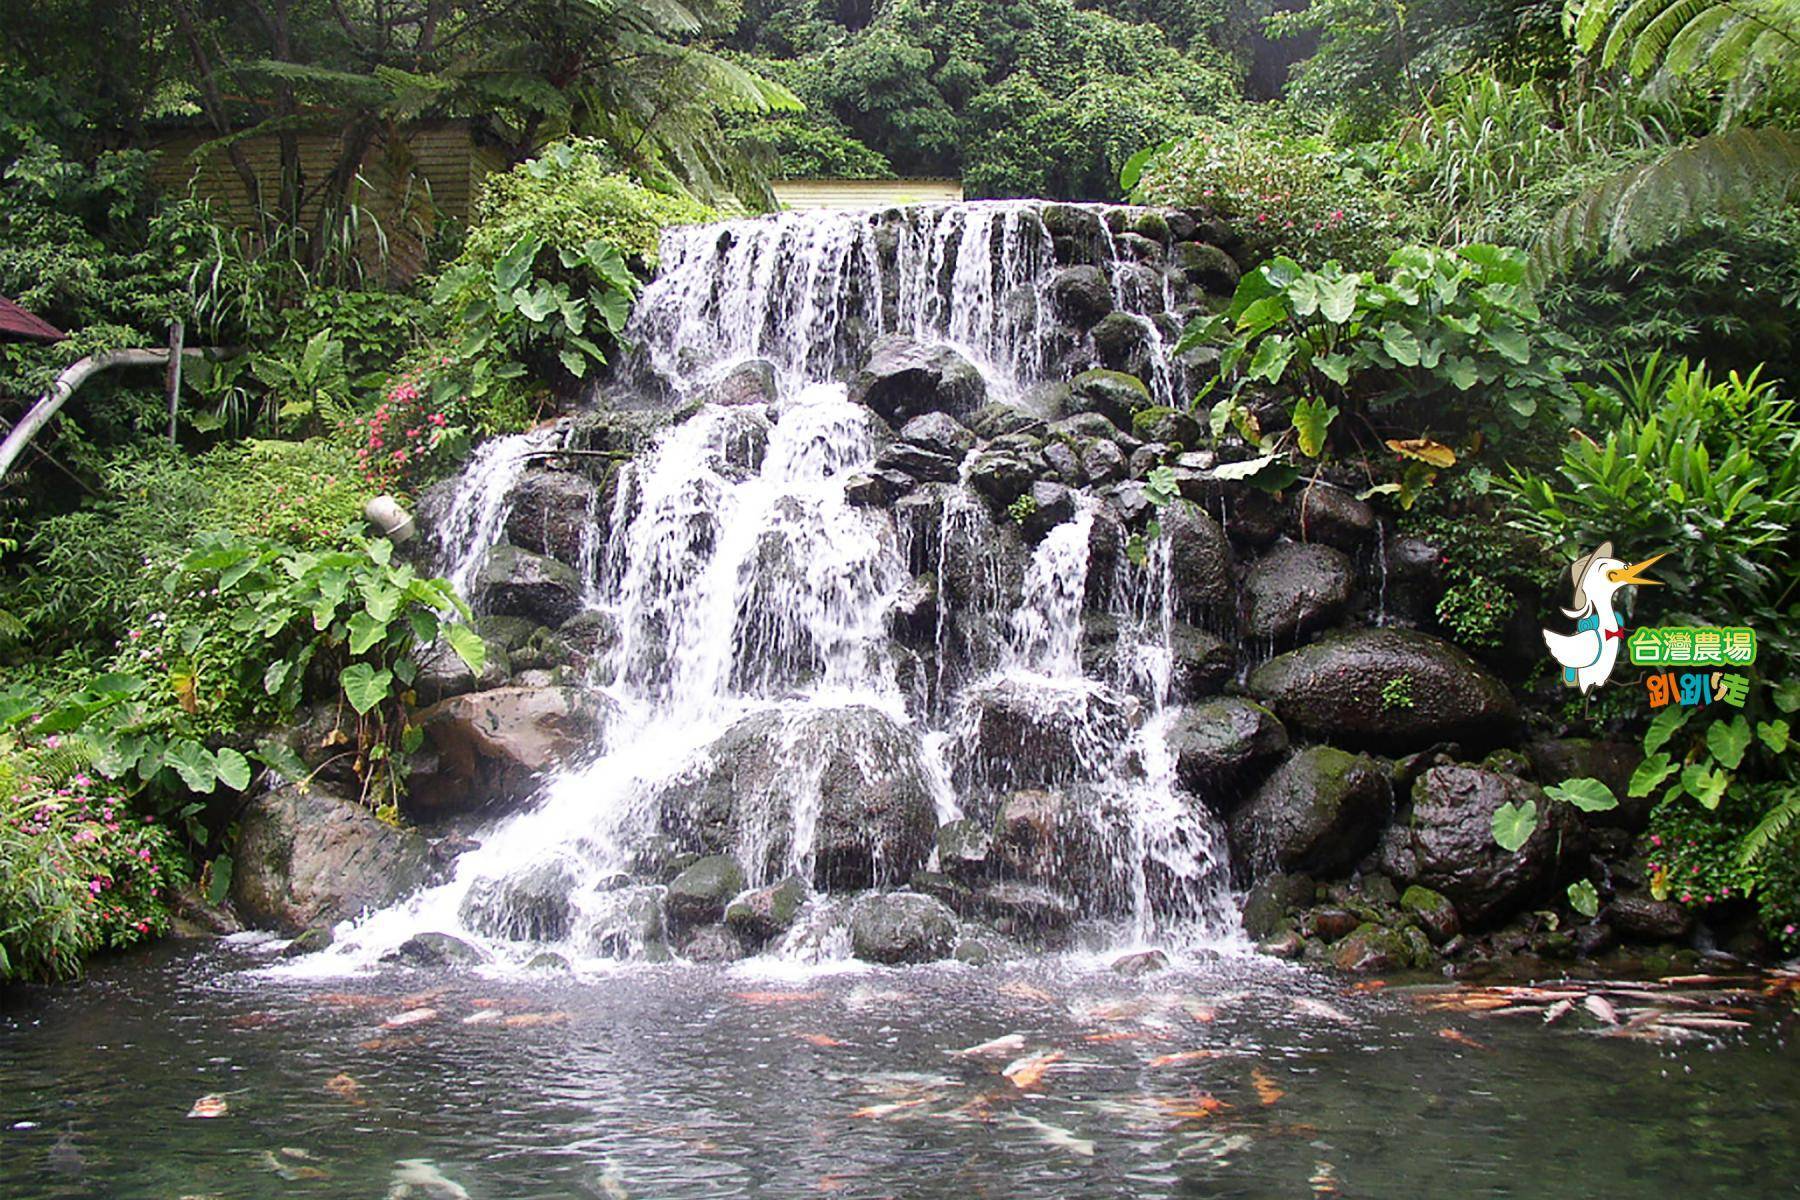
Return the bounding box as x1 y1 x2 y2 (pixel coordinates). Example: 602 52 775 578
1607 554 1665 587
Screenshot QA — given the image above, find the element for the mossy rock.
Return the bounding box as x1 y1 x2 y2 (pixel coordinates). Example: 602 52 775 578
1131 405 1201 446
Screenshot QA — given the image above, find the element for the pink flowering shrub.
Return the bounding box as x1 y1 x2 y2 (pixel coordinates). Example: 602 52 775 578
352 366 467 493
0 748 191 982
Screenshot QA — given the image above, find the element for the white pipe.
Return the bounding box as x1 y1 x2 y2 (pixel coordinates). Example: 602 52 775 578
0 347 210 484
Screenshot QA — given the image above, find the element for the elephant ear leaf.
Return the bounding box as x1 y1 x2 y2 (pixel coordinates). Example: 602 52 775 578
340 663 392 716
1545 777 1617 812
1491 799 1539 852
444 623 486 676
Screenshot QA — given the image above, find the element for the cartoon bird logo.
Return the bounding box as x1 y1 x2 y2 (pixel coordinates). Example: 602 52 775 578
1542 541 1664 692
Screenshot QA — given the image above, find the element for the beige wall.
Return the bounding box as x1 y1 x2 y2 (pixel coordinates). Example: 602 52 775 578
772 178 964 210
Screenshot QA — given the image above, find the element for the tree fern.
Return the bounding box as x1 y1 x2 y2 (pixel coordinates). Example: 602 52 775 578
1532 124 1800 275
1572 0 1800 121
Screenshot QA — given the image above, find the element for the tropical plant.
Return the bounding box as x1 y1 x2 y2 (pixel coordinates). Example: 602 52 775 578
1533 0 1800 273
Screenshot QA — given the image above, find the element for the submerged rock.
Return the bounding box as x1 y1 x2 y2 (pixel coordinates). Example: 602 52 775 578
650 705 940 889
585 885 670 961
1248 628 1519 752
1111 948 1170 977
1381 765 1584 928
408 686 618 818
459 858 579 943
386 931 485 967
231 783 434 935
848 335 986 424
848 893 958 964
1227 746 1392 881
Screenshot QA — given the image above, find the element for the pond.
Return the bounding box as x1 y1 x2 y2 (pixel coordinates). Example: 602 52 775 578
3 943 1796 1198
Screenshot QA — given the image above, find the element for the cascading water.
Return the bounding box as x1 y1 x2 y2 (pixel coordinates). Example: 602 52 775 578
309 201 1241 973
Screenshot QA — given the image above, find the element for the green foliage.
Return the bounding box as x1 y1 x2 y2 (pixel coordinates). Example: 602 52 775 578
1380 674 1416 710
1501 357 1800 667
1435 575 1516 648
1181 244 1576 445
1647 784 1800 952
0 742 191 982
1134 118 1422 264
1572 0 1800 123
1006 493 1040 524
1545 777 1619 813
1492 798 1539 851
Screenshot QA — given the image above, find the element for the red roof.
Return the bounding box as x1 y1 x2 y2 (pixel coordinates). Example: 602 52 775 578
0 295 65 342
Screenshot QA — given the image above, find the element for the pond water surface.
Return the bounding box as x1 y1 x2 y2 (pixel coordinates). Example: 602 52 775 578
2 942 1796 1198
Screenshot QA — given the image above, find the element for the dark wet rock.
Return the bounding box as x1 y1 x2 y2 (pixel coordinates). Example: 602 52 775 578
1170 242 1240 294
965 448 1037 508
1169 622 1236 701
526 951 572 972
849 893 958 964
1382 535 1447 624
1605 896 1695 943
1258 930 1306 959
473 543 584 627
411 632 509 705
1081 438 1128 484
408 686 617 818
703 358 777 407
886 574 939 649
1244 542 1355 641
1287 484 1375 549
1240 871 1316 939
1572 922 1615 958
682 923 749 963
1089 313 1151 376
937 818 996 882
1114 232 1163 264
650 705 939 889
1131 405 1201 447
1228 747 1393 881
1114 262 1168 314
899 411 977 458
1130 210 1172 242
954 677 1139 790
231 783 434 935
843 469 916 507
969 881 1078 932
874 440 961 483
504 469 599 569
1332 923 1423 973
387 931 484 967
1167 698 1288 797
1382 766 1584 928
459 858 579 942
664 855 746 927
1248 628 1520 752
1525 738 1648 831
1019 481 1075 542
967 402 1046 440
848 335 987 424
586 885 670 961
1162 502 1235 625
1112 948 1169 977
1400 884 1461 944
725 876 808 944
1047 265 1115 328
1303 907 1362 941
1066 369 1148 431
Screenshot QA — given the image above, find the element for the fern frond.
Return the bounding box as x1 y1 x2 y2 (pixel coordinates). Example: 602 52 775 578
1740 788 1800 866
1531 124 1800 276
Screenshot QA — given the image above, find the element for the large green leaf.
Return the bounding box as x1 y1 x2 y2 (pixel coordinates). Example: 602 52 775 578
493 234 545 293
340 663 393 716
1643 706 1691 755
1567 878 1600 918
348 611 387 656
213 747 252 792
1545 777 1619 812
1705 715 1753 769
444 623 487 676
166 739 219 794
1491 799 1539 851
1629 752 1677 797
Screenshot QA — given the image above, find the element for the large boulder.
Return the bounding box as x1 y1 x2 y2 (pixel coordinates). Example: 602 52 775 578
724 875 808 944
1089 312 1151 376
473 543 584 628
1248 628 1519 752
231 783 434 934
1166 698 1288 798
848 335 986 424
1162 502 1235 626
504 469 600 568
664 855 746 927
408 686 617 817
849 893 958 964
898 412 977 459
1227 746 1392 881
1287 484 1375 549
702 358 778 407
1380 765 1584 928
953 677 1139 791
1525 737 1648 830
584 885 670 961
1170 242 1240 294
1244 542 1355 641
649 705 940 889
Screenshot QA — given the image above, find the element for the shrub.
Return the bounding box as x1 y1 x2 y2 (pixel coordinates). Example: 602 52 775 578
0 736 190 982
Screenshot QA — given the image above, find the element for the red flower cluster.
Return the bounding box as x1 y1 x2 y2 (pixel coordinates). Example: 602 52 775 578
356 371 453 491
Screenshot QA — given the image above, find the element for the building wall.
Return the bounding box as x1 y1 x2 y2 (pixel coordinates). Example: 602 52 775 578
771 178 964 210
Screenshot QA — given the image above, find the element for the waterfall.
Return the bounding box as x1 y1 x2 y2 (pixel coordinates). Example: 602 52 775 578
312 201 1240 972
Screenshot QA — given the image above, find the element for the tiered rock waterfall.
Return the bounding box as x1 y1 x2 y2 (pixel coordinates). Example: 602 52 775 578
286 200 1530 972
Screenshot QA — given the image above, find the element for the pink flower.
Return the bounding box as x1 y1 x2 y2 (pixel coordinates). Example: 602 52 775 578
1650 834 1662 847
1786 924 1796 935
89 879 103 895
137 848 152 862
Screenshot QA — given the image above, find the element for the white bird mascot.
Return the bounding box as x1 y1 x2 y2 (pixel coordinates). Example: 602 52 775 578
1542 541 1663 692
